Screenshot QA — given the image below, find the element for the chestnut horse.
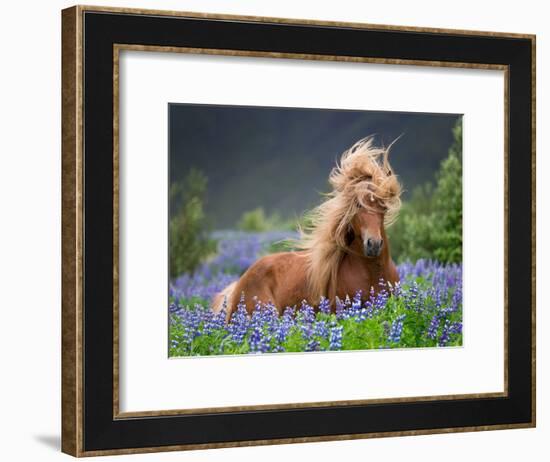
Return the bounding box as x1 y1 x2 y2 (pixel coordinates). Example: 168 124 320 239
213 136 402 320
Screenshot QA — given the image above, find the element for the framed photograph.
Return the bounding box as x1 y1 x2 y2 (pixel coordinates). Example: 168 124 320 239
61 5 536 457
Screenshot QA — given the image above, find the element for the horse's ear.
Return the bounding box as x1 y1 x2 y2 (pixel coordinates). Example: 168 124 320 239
345 226 355 246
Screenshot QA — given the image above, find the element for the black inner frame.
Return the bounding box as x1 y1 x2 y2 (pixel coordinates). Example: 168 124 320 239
83 11 533 451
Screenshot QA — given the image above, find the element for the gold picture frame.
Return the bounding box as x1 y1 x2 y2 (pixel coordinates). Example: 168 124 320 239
62 5 536 456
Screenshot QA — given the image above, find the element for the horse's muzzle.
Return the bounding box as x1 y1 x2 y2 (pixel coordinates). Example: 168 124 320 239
364 238 383 257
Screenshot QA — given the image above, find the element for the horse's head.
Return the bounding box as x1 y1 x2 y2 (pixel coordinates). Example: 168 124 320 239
348 201 387 257
331 136 403 258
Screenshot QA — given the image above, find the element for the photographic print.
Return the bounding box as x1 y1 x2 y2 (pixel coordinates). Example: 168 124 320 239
168 104 463 357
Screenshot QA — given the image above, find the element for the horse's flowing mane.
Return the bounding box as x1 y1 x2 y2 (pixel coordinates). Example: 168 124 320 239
296 136 403 303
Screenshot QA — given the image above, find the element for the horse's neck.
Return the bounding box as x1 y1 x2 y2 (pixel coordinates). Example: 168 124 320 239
347 251 388 277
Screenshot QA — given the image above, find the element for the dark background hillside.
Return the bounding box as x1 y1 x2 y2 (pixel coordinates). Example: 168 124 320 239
169 103 461 229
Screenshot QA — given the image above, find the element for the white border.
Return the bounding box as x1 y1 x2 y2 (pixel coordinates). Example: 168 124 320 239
119 51 504 412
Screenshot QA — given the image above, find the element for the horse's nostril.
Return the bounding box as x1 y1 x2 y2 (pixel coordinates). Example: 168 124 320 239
380 239 384 248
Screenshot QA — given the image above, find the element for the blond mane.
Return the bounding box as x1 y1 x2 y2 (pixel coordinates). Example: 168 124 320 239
297 136 402 303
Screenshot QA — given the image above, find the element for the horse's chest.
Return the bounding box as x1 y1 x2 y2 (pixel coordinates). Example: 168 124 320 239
337 259 383 298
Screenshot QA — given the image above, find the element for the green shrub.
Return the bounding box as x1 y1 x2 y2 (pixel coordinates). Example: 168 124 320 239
237 207 270 232
388 119 462 263
237 206 298 232
169 169 216 277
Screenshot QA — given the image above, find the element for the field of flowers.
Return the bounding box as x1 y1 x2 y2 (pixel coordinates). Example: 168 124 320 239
169 231 463 357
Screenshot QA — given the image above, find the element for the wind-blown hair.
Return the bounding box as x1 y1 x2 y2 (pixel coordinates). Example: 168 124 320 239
297 136 402 303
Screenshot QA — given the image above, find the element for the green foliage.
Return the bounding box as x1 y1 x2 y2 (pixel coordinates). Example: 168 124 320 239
389 120 463 263
432 142 462 262
237 206 300 232
341 317 385 350
169 169 216 277
237 207 271 232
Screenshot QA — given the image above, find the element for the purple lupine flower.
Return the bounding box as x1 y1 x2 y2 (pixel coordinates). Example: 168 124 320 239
450 286 463 312
261 301 280 335
318 296 331 315
389 280 402 298
362 289 375 319
297 300 315 324
329 324 343 350
344 295 352 309
388 315 406 343
378 277 388 289
227 294 249 344
408 282 419 302
250 297 264 328
306 339 321 352
335 297 345 320
367 285 376 305
200 309 216 335
313 320 329 340
249 325 271 353
275 306 295 344
294 301 314 341
373 288 389 312
352 290 362 309
355 306 370 322
170 271 238 304
438 320 451 346
433 288 443 311
298 322 313 340
172 303 206 352
449 321 462 335
426 314 440 339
